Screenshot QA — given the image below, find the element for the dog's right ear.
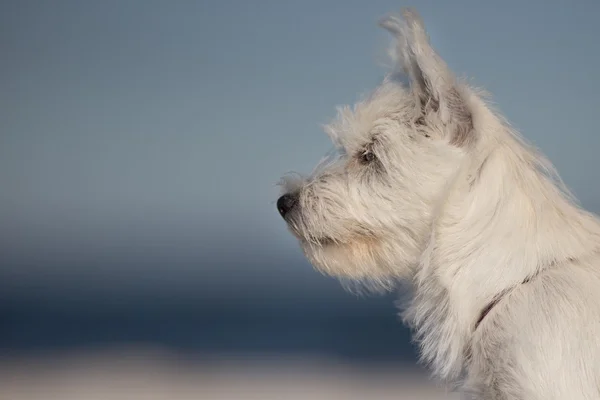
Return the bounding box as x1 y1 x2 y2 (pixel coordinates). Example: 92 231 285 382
379 9 473 147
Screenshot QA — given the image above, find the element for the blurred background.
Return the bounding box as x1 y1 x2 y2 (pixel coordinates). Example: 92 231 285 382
1 0 599 399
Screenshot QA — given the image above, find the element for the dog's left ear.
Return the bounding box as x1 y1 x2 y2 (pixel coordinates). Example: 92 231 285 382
380 9 473 147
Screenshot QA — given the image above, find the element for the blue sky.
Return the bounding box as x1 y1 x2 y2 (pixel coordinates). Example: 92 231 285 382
1 0 599 298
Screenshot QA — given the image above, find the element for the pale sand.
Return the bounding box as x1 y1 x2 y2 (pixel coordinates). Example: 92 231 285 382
0 346 462 400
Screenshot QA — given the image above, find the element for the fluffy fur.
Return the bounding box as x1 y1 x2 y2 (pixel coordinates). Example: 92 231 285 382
277 7 600 399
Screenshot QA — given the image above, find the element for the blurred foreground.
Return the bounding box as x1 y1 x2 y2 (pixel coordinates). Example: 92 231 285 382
0 273 465 399
0 347 460 400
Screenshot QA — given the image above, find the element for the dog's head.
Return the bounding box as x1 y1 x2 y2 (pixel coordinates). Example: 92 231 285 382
278 9 478 290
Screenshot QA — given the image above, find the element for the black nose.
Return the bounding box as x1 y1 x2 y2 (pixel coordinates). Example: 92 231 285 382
277 193 298 218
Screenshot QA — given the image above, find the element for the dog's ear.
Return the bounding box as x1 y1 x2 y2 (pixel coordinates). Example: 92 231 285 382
379 9 473 147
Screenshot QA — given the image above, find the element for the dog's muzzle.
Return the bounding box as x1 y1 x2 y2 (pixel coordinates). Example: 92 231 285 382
277 192 299 219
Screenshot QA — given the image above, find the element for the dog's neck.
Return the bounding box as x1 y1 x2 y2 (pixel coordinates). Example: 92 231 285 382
403 107 600 382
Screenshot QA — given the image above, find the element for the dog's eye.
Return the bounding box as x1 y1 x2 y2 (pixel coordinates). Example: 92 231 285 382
360 150 376 164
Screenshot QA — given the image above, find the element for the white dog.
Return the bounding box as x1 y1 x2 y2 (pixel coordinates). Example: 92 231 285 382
277 7 600 400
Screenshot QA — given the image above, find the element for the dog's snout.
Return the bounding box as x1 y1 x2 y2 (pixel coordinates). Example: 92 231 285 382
277 193 298 218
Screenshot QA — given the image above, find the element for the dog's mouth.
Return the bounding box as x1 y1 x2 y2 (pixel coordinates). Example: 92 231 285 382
301 232 380 248
286 223 336 246
286 219 379 248
283 208 380 248
302 236 336 247
288 226 336 246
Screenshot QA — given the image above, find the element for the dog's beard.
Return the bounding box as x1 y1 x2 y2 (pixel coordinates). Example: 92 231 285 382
297 230 403 295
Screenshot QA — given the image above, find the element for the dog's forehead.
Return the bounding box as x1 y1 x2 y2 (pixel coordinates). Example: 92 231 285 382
324 81 412 149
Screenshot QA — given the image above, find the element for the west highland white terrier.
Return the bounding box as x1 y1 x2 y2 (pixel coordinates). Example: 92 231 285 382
277 7 600 400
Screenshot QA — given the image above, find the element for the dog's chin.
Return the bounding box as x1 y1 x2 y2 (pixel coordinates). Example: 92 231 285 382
300 237 400 294
298 234 389 276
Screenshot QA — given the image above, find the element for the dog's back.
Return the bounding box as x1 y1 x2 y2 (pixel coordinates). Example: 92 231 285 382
466 263 600 399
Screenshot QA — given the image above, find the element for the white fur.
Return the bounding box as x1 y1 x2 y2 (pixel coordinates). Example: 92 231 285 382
278 8 600 399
